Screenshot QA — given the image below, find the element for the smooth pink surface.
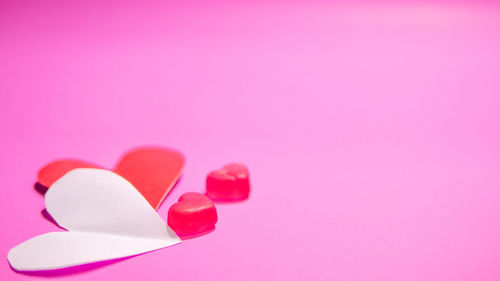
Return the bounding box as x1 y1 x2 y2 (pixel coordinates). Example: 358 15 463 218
1 1 500 280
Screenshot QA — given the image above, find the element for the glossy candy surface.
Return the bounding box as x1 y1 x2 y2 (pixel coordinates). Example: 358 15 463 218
206 163 250 201
167 192 217 237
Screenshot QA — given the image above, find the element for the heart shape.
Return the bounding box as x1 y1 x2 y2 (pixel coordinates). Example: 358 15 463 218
8 168 181 271
206 163 250 201
168 192 218 237
36 147 185 210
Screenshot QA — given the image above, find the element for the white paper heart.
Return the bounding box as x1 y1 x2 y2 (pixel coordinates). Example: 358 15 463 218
8 168 181 271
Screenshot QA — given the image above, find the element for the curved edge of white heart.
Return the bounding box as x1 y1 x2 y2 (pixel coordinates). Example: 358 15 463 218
45 168 179 240
8 232 181 271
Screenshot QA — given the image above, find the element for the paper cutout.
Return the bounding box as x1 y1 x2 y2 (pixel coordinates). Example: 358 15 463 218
114 147 185 209
37 159 101 187
168 192 218 237
35 147 185 210
206 163 250 201
8 168 181 271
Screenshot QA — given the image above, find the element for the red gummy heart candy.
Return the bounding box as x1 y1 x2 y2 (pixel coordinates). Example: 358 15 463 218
206 163 250 201
114 147 185 210
37 159 101 187
168 192 217 237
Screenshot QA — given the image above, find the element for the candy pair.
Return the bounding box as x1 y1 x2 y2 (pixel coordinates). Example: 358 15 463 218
168 163 250 236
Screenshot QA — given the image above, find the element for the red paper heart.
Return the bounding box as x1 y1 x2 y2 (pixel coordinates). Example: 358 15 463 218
206 163 250 201
114 147 185 210
37 159 101 188
167 192 217 237
36 147 184 210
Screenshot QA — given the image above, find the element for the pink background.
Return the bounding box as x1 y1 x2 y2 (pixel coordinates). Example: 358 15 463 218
1 1 500 280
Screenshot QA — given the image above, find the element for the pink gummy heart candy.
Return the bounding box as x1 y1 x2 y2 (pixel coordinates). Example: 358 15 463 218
206 163 250 201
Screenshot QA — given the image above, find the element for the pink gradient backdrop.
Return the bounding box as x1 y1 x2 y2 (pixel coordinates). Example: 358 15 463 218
1 1 500 280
